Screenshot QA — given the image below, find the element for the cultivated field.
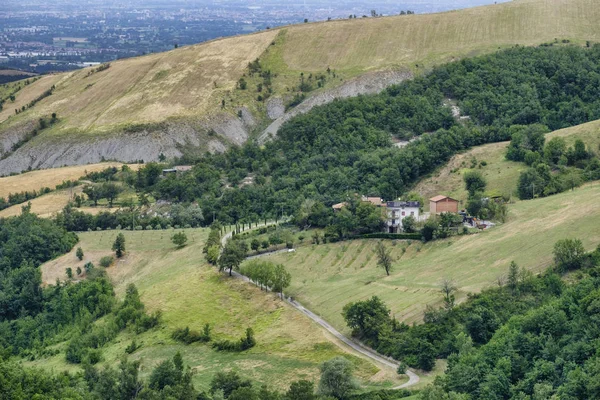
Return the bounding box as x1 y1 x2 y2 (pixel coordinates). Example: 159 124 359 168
414 119 600 209
37 229 405 391
262 184 600 332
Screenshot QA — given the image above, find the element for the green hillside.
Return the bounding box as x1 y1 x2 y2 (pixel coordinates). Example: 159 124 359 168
1 0 600 172
414 119 600 208
37 229 404 391
261 184 600 332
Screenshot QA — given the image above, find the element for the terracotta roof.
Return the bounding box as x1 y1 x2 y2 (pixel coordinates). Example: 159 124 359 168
430 195 458 202
364 197 383 206
332 202 347 210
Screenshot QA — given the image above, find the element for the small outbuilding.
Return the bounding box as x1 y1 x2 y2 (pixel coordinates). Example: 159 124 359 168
430 195 459 214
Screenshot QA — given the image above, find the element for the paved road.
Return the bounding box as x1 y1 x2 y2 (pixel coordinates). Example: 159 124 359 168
220 228 420 389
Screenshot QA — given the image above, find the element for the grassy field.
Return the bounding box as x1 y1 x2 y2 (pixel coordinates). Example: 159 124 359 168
0 162 142 218
0 162 140 197
36 228 406 391
414 119 600 209
0 187 82 218
261 184 600 332
281 0 600 73
1 0 599 147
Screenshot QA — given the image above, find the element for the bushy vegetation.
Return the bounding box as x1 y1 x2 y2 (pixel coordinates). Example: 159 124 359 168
123 45 600 231
212 327 256 352
65 283 160 364
511 130 600 199
55 202 204 231
341 238 600 399
172 324 212 344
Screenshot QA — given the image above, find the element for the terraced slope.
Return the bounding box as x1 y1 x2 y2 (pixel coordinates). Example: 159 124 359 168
0 0 599 173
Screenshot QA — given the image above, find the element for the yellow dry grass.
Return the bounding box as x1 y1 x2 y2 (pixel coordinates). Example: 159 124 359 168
1 0 598 144
0 188 80 218
0 31 278 133
0 162 140 199
282 0 600 72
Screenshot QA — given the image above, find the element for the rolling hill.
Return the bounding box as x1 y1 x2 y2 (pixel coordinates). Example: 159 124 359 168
261 183 600 332
37 228 405 391
1 0 600 174
413 118 600 208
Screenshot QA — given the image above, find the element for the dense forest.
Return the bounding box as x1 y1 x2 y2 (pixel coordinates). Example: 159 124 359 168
124 44 600 227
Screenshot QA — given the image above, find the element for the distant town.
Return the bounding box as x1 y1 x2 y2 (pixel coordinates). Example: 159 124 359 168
1 0 510 74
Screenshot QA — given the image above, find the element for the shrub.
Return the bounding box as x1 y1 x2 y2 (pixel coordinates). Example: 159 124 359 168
84 262 95 273
76 247 84 261
171 232 188 248
125 340 140 354
172 324 211 344
212 328 255 352
99 256 114 268
554 238 586 273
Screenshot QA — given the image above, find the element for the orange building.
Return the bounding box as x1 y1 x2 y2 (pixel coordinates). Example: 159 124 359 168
429 195 459 214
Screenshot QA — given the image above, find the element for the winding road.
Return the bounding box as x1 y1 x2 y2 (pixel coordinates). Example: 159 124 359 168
220 228 420 389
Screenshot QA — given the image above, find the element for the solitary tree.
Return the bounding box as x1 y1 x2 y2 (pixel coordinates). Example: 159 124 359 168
66 267 73 279
171 232 188 248
464 171 487 197
507 261 519 292
76 247 84 261
317 357 358 399
83 185 102 206
440 279 458 310
250 238 260 252
113 233 126 258
375 241 393 276
102 182 123 208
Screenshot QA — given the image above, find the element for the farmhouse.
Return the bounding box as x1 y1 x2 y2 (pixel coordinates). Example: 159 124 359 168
162 165 193 176
430 195 459 214
331 196 384 211
386 201 420 233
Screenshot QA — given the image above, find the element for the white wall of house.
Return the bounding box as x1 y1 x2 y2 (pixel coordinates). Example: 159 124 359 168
386 202 420 233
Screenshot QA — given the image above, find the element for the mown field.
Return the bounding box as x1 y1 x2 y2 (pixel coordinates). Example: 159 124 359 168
414 119 600 208
36 228 405 391
0 162 140 197
262 184 600 333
